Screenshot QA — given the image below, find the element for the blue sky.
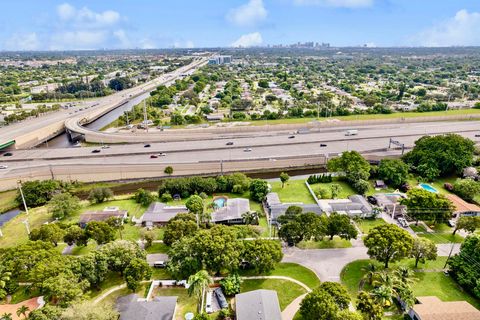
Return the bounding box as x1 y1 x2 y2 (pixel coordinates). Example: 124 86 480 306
1 0 480 50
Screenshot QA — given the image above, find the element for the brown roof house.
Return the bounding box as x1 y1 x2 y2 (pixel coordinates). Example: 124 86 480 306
408 296 480 320
79 206 127 228
445 194 480 217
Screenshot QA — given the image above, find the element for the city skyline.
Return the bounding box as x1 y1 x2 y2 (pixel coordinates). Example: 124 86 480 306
1 0 480 51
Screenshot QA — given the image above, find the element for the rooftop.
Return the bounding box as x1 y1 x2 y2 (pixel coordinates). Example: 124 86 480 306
141 202 188 224
445 194 480 213
411 296 480 320
79 209 127 224
235 290 282 320
117 294 177 320
211 198 250 223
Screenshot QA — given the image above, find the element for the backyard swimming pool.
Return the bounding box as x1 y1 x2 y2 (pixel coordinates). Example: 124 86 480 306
419 183 438 193
213 197 227 208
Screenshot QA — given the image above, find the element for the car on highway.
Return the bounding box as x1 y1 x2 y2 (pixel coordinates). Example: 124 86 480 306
91 149 101 153
226 141 234 145
288 135 295 139
144 144 151 148
150 154 158 158
3 152 12 157
0 165 8 169
243 148 252 152
158 152 167 157
475 134 480 137
101 145 110 149
320 143 327 147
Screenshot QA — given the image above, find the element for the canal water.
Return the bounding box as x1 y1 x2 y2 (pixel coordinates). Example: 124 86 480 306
38 92 150 149
0 209 21 227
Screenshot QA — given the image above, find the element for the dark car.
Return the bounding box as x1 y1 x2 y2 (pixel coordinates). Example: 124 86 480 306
475 134 480 137
3 152 12 157
320 143 327 147
367 196 377 205
226 141 234 145
144 144 151 148
214 288 228 309
150 154 158 158
91 149 101 153
288 135 295 139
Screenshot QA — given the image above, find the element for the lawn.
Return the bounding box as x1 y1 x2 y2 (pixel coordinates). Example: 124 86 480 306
412 224 464 244
340 258 480 310
70 240 98 256
153 287 197 320
240 279 306 310
239 262 320 289
80 199 148 220
86 272 125 300
270 180 316 204
257 216 271 237
150 267 172 280
297 237 352 249
99 282 150 307
309 180 357 199
10 287 41 304
145 242 169 254
356 218 387 234
0 190 18 214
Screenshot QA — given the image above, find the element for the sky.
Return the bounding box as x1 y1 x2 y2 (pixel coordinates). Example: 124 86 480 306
1 0 480 50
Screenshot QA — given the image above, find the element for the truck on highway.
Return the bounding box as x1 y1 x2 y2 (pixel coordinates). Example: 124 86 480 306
345 129 358 136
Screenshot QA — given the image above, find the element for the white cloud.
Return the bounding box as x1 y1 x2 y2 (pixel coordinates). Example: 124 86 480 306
231 32 263 47
293 0 373 8
227 0 267 27
173 40 195 48
412 10 480 47
50 31 108 50
57 3 75 20
4 33 40 51
113 29 131 48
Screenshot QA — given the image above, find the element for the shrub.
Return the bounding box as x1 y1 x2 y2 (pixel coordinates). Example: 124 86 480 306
161 192 173 203
444 183 454 191
220 273 241 296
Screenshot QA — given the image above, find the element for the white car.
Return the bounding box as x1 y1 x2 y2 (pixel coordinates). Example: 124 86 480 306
398 218 408 228
153 261 166 268
158 152 167 157
0 165 8 169
243 148 252 152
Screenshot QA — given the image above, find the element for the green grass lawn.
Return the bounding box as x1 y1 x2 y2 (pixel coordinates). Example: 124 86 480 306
270 180 316 204
145 242 169 254
80 199 148 220
356 218 388 234
10 286 41 304
99 282 150 307
257 217 271 237
86 272 125 300
297 237 352 249
70 240 98 255
240 279 306 310
310 180 357 199
413 272 480 309
340 258 480 310
0 190 18 214
412 224 464 244
239 262 320 289
154 287 197 319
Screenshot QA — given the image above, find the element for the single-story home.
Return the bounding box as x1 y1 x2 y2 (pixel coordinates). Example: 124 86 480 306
205 114 224 122
264 192 324 224
79 206 128 228
117 294 177 320
374 193 406 218
445 194 480 218
235 290 282 320
408 296 480 320
211 198 250 225
328 195 373 218
375 180 387 189
140 202 188 227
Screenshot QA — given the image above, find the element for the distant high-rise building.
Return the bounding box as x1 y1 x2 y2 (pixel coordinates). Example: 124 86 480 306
208 55 232 65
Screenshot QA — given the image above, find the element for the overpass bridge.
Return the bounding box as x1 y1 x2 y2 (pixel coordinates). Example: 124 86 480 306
0 57 208 150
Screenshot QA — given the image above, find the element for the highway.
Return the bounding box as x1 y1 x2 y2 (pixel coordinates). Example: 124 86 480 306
0 120 478 191
0 56 209 149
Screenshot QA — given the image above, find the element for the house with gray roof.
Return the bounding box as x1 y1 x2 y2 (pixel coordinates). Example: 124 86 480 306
140 202 188 227
116 294 177 320
79 206 128 228
264 192 324 225
235 290 282 320
211 198 250 225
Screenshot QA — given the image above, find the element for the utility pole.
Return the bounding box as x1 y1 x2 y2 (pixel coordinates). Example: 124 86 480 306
22 219 30 235
125 111 130 126
143 100 148 133
444 242 456 269
17 180 29 215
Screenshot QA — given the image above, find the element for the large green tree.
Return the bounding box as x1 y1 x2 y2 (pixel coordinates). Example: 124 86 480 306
187 270 213 312
364 224 414 268
452 216 480 235
377 159 409 188
453 179 480 202
48 193 80 220
403 134 475 180
448 234 480 298
17 180 61 208
124 258 151 291
242 240 283 273
401 188 454 224
163 213 198 246
327 151 370 182
186 195 206 224
249 179 270 202
85 221 115 245
326 213 358 241
299 282 352 320
99 240 146 275
410 238 437 268
29 224 66 246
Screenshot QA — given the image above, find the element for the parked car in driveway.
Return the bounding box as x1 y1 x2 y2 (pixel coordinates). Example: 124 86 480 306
367 196 378 205
153 261 166 268
398 217 408 228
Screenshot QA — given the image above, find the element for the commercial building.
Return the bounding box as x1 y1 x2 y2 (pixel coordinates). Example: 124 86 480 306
208 55 232 65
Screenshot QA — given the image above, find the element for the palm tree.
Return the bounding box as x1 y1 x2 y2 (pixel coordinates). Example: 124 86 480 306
0 313 12 320
394 266 416 285
361 263 378 287
371 285 394 307
16 305 29 319
241 211 258 225
187 270 213 313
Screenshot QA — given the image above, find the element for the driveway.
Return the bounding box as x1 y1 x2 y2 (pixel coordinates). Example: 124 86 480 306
146 253 168 266
282 247 368 282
